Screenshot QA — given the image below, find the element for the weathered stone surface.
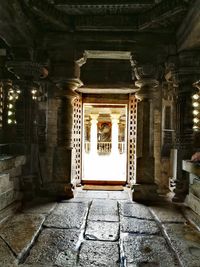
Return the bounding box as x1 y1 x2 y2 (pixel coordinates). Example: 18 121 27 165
25 229 80 266
0 214 45 259
123 235 177 267
150 205 186 223
120 202 153 220
85 221 119 241
0 173 13 193
186 193 200 216
8 166 22 178
0 189 18 211
108 190 131 200
163 223 200 267
78 241 119 266
0 156 26 172
0 238 18 267
76 191 108 199
23 199 57 215
44 202 88 228
0 201 21 224
88 200 119 222
183 207 200 231
120 217 160 235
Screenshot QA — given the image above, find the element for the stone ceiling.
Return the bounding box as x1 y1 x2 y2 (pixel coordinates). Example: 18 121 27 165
22 0 192 33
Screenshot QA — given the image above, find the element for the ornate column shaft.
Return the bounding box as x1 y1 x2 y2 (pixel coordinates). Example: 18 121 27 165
111 113 120 155
132 63 159 202
90 114 98 155
51 61 82 199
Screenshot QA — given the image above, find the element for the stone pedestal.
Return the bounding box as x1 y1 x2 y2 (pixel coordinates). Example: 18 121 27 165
132 76 159 202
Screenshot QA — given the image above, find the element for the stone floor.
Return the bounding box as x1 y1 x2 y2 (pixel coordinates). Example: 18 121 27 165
0 188 200 266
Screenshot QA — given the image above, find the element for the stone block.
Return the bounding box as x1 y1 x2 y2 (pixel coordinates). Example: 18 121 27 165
22 199 57 215
0 214 45 260
132 183 159 202
78 241 119 266
88 199 119 222
120 202 153 220
0 238 18 267
0 188 16 211
108 190 131 200
25 228 80 266
44 202 88 229
85 221 119 241
0 201 21 224
8 166 22 178
0 173 13 194
186 193 200 216
120 217 160 235
149 205 186 223
123 235 177 267
163 223 200 267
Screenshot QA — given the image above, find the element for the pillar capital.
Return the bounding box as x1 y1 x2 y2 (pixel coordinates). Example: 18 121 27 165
90 113 99 122
111 113 120 123
55 78 83 99
133 62 159 101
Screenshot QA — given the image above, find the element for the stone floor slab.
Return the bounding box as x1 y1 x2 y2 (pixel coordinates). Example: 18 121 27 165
75 190 109 199
44 202 88 229
150 205 186 223
22 199 57 215
78 240 120 266
0 214 45 260
108 191 130 200
120 203 153 220
0 237 18 267
123 235 177 267
163 223 200 267
88 199 119 222
120 217 160 235
85 221 119 241
25 228 80 266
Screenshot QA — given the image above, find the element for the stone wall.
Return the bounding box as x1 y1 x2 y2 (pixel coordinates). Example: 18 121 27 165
0 155 26 223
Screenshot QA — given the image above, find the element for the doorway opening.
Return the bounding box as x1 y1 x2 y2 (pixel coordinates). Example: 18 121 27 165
82 103 127 184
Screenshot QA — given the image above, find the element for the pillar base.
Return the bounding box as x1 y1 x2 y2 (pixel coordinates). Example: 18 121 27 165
52 146 74 200
46 182 74 200
132 183 159 202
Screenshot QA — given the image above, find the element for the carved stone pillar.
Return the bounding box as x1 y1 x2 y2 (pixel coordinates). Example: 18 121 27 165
51 62 82 199
171 51 200 202
52 82 82 199
132 63 159 201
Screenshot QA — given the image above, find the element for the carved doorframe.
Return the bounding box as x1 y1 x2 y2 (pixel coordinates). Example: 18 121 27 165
71 94 83 186
127 93 137 185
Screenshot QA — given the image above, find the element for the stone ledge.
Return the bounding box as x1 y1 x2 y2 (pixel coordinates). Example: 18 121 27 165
0 173 14 194
0 155 26 172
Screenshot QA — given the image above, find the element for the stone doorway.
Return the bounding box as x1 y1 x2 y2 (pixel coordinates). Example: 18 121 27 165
82 103 127 184
71 93 137 186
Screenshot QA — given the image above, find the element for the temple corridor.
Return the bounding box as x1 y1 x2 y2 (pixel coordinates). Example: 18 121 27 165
0 188 200 267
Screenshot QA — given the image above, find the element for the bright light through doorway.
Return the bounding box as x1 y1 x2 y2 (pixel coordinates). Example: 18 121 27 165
82 103 127 182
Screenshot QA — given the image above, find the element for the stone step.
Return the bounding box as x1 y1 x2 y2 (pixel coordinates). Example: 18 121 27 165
0 173 14 194
0 188 19 211
0 201 21 224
